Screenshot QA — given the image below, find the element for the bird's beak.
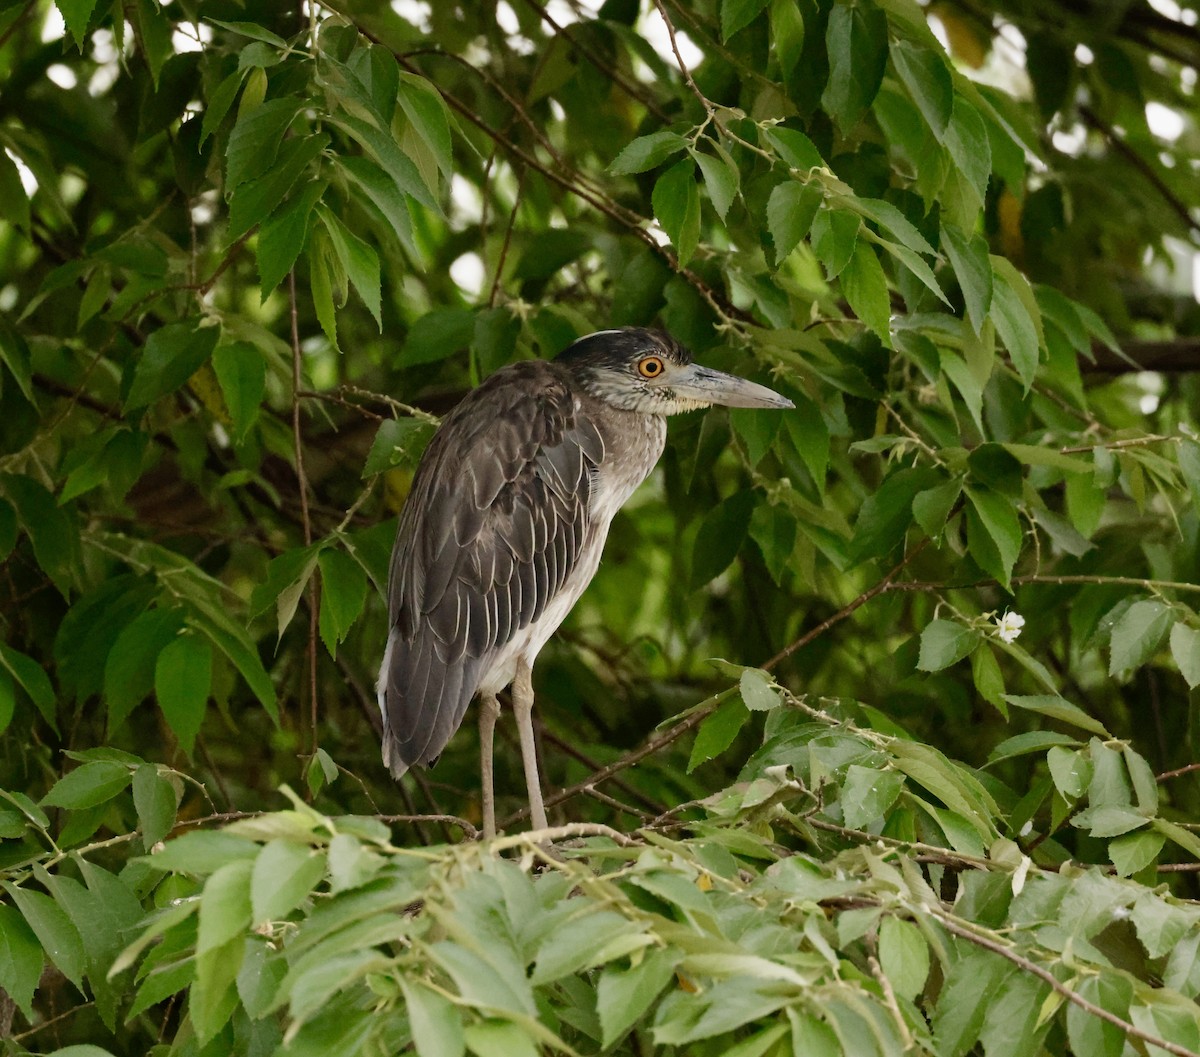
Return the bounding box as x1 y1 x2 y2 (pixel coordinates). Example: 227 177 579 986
669 364 794 409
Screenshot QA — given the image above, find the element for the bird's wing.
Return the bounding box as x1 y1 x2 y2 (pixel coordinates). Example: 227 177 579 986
379 361 605 775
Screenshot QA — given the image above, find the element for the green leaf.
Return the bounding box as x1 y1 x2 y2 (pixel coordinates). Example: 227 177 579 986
339 156 415 253
126 320 221 411
1 883 86 990
879 915 930 1002
790 1013 840 1057
212 342 267 444
200 69 247 146
397 70 454 182
142 830 259 874
2 473 80 600
840 240 892 344
1109 600 1172 676
103 607 185 734
0 149 31 232
154 633 212 758
840 764 904 828
850 465 939 561
132 763 178 847
401 979 466 1057
0 903 41 1017
1004 695 1111 737
694 147 740 221
225 97 299 192
251 544 323 642
891 39 952 136
965 486 1021 589
56 0 99 48
764 126 823 170
228 133 329 240
41 760 131 810
0 318 34 402
770 0 805 78
1170 622 1200 689
691 490 756 588
811 207 859 279
822 0 888 133
256 181 324 297
318 548 369 657
688 697 750 772
197 859 253 956
941 224 993 334
912 478 961 538
767 181 822 265
1066 973 1131 1057
653 159 701 268
918 620 981 672
1109 829 1165 877
609 131 689 174
740 668 781 711
722 0 771 39
0 642 59 730
206 17 290 47
318 206 382 328
328 112 436 210
403 308 476 366
252 840 326 924
596 948 677 1048
992 270 1041 390
363 418 435 476
943 98 992 213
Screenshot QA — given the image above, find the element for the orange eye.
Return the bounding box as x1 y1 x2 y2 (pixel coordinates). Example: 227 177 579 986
638 356 665 378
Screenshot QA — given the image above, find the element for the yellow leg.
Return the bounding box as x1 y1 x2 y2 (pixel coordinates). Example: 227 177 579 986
511 661 548 831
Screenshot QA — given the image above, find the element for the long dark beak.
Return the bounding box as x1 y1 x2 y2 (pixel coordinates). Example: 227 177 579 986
669 363 794 409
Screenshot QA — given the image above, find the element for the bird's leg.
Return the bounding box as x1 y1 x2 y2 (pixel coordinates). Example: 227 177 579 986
479 692 501 840
511 660 549 831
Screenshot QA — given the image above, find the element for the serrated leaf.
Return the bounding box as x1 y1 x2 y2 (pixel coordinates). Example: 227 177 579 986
401 979 466 1057
126 321 221 411
879 915 930 1002
840 240 891 344
1170 622 1200 689
811 207 859 279
251 544 323 642
822 0 888 132
770 0 805 78
154 633 212 759
912 478 961 538
2 883 86 989
0 904 41 1017
918 620 980 672
740 668 781 711
1109 829 1165 877
941 223 992 334
251 840 326 924
211 342 267 444
104 607 185 734
766 181 821 264
1109 600 1172 676
841 765 904 828
318 207 382 328
132 764 178 848
691 490 756 588
256 181 324 297
56 0 99 48
225 97 299 192
0 642 58 730
609 130 688 174
652 159 701 267
694 147 740 221
318 548 369 657
892 40 953 136
992 270 1041 390
764 126 823 169
41 760 131 810
965 486 1021 589
1004 695 1110 737
597 948 677 1048
688 697 750 771
228 133 328 240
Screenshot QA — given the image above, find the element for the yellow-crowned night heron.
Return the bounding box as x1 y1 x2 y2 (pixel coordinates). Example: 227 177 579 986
378 327 792 837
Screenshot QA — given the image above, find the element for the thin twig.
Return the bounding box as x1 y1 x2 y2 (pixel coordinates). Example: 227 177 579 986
763 542 930 669
488 163 527 308
289 270 320 763
652 0 713 111
375 814 478 841
1157 762 1200 782
932 911 1200 1057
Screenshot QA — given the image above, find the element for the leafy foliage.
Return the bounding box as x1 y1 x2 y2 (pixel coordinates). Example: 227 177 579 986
0 0 1199 1054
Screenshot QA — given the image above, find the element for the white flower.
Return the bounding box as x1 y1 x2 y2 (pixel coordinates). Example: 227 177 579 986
995 610 1026 644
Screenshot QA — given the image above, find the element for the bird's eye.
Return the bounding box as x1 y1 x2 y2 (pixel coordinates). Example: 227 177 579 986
637 356 665 378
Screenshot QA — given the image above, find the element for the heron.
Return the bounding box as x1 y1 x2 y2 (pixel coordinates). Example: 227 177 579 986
377 327 792 838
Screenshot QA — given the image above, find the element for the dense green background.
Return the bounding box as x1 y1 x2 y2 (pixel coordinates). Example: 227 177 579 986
1 0 1199 1053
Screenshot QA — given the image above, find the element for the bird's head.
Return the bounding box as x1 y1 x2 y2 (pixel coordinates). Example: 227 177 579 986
554 328 793 415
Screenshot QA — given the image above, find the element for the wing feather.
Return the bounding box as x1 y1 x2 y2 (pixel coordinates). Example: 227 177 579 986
379 361 601 777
